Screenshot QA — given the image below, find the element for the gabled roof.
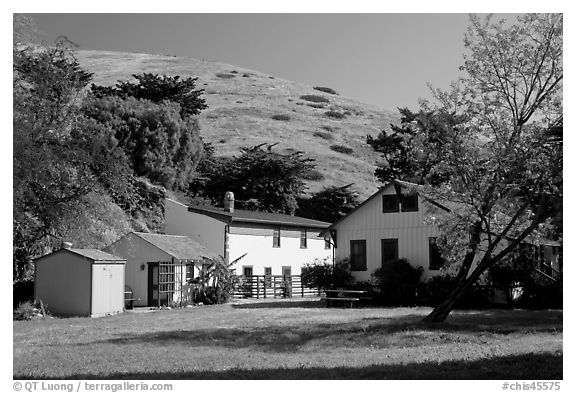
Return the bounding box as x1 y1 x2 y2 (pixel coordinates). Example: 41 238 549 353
130 232 220 260
187 205 331 229
35 248 125 263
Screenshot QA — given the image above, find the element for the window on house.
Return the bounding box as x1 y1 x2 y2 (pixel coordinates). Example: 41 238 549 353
325 237 331 250
243 266 253 276
382 194 400 213
428 237 445 270
381 238 399 265
401 194 419 212
300 229 307 248
185 263 194 281
350 240 367 271
273 228 281 248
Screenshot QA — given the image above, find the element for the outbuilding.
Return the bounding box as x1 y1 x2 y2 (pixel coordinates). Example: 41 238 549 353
34 245 126 317
103 232 220 307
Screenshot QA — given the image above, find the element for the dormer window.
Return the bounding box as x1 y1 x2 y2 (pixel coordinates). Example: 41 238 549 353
382 193 418 213
401 195 419 212
382 195 400 213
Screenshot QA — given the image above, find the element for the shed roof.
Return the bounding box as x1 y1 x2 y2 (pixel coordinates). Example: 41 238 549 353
187 205 331 228
131 232 220 260
35 248 126 263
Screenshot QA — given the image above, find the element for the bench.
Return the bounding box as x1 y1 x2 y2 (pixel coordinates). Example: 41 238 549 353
124 286 140 310
324 289 370 308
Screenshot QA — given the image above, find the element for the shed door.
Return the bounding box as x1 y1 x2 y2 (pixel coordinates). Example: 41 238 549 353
91 264 124 317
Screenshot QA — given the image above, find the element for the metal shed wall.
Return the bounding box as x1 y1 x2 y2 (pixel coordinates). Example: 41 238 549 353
91 263 125 317
34 252 92 317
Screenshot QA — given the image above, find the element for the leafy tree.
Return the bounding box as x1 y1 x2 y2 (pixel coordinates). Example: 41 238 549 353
189 144 316 214
296 184 360 223
369 14 562 322
91 73 207 118
82 95 203 190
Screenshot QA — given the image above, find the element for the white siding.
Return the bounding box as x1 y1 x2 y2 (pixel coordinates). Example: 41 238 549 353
228 227 332 276
333 184 442 281
91 263 125 317
34 252 92 317
164 199 226 257
104 233 172 307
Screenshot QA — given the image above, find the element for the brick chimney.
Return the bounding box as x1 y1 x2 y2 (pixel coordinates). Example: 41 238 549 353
224 191 235 213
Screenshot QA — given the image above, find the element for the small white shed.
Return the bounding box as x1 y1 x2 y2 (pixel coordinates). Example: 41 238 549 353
34 247 126 317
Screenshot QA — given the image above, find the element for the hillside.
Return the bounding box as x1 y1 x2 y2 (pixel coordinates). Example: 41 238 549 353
77 50 399 200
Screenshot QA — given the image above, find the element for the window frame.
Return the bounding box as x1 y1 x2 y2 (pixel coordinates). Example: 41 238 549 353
300 229 307 249
273 227 281 248
382 194 400 213
401 194 419 212
350 240 367 271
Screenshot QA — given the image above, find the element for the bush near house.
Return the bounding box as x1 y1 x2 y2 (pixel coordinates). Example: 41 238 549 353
416 275 492 309
301 258 355 291
372 259 423 306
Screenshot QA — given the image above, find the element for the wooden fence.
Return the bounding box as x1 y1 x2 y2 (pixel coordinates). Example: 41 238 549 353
234 275 320 299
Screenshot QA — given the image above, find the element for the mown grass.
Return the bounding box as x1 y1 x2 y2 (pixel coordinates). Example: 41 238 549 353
13 299 562 380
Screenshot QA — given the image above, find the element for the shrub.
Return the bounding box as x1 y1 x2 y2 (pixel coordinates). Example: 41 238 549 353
302 169 325 181
321 125 338 132
307 103 326 109
271 114 291 121
189 255 242 305
325 110 346 119
330 144 354 155
300 95 329 103
13 300 47 320
314 86 339 95
301 258 354 291
313 131 333 140
371 259 423 306
216 72 235 79
416 275 492 309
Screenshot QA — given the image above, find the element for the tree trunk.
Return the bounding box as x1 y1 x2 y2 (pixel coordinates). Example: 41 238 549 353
423 274 475 323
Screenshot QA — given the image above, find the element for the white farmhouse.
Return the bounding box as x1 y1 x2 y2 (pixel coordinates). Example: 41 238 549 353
323 180 561 284
164 193 333 278
322 180 444 282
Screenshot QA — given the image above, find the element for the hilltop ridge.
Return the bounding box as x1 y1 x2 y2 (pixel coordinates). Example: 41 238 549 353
77 50 399 199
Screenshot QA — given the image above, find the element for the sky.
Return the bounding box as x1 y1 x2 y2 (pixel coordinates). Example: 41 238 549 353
26 13 492 111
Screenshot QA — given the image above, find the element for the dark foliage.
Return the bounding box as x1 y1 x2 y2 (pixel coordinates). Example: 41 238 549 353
313 86 339 95
313 131 333 140
271 114 291 121
189 144 315 215
330 145 354 155
296 184 360 223
82 95 203 190
325 111 346 119
91 73 207 118
300 95 329 103
371 259 423 306
301 259 354 291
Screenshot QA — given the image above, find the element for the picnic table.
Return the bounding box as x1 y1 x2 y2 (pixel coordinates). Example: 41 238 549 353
324 289 370 308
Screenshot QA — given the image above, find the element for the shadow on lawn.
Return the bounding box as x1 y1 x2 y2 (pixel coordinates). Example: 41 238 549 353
83 310 562 353
232 300 324 309
16 352 562 380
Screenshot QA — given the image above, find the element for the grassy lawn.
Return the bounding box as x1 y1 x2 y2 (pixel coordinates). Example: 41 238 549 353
13 298 562 379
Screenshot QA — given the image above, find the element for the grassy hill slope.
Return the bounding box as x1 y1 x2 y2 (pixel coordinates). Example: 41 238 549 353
78 50 399 200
